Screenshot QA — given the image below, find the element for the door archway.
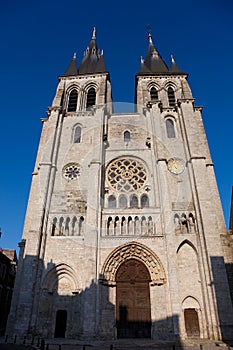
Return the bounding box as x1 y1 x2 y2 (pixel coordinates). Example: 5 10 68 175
116 259 151 338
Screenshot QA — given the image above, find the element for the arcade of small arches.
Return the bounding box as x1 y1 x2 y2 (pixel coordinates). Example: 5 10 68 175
105 215 155 236
51 216 85 236
174 212 197 234
107 193 149 209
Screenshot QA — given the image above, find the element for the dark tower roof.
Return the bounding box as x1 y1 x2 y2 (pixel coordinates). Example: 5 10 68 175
64 53 78 76
139 33 169 74
79 28 107 74
138 33 186 75
169 55 185 74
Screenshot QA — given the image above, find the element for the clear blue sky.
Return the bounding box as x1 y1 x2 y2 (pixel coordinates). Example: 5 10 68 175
0 0 233 252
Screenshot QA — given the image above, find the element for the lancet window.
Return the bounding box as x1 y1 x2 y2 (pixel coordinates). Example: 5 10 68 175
124 130 130 143
150 86 158 101
166 118 176 138
167 86 176 106
74 126 81 143
68 89 78 112
86 87 96 109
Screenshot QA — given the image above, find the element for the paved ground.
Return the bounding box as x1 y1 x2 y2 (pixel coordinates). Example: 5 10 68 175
1 338 232 350
0 346 35 350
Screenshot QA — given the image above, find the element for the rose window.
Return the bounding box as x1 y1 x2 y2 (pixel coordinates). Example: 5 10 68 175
63 163 80 180
106 158 147 192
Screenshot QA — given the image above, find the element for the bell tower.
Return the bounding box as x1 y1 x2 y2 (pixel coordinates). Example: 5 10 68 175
134 33 233 340
7 28 112 339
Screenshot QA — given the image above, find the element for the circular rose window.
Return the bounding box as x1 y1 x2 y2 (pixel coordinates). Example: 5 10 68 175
106 158 147 192
63 163 80 180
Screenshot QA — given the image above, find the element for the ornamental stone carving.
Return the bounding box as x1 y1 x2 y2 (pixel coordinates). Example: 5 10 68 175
106 157 147 192
100 242 166 286
42 263 80 294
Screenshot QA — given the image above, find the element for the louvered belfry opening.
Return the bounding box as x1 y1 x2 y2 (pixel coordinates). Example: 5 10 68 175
86 87 96 109
67 90 78 112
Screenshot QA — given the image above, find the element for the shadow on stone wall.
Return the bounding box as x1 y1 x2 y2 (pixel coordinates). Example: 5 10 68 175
225 262 233 305
210 257 233 343
6 253 181 343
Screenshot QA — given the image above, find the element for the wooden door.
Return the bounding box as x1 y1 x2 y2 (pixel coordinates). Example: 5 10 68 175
184 308 200 337
116 259 151 338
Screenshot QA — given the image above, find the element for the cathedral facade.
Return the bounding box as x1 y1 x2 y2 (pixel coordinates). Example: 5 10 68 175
7 30 233 341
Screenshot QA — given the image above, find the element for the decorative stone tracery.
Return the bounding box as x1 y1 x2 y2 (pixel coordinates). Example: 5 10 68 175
100 242 166 286
106 157 147 192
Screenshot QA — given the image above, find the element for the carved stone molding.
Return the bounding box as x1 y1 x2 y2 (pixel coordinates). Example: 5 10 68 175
42 263 80 294
100 241 166 286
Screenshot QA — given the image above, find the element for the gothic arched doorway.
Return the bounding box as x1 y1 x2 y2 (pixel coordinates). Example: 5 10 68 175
116 259 151 338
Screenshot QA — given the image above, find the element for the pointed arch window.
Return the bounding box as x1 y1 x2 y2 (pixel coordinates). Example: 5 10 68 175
108 195 116 208
130 195 138 208
167 86 175 106
150 87 158 101
74 126 81 143
68 89 78 112
124 130 130 143
86 87 96 109
119 195 127 208
51 218 57 236
141 194 149 208
166 118 176 138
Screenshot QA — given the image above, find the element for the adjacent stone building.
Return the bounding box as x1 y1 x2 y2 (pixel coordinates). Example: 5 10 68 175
6 29 233 341
0 249 17 335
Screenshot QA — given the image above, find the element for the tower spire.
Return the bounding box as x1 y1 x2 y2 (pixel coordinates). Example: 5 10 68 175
148 32 153 45
92 27 96 40
169 54 185 74
139 31 168 74
79 28 107 74
63 52 78 76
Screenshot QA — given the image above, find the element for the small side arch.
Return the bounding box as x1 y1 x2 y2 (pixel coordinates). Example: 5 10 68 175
177 239 198 255
164 81 177 90
42 263 80 294
182 296 201 310
182 296 202 338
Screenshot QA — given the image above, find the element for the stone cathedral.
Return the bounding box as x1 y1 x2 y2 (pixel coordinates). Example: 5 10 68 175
7 29 233 341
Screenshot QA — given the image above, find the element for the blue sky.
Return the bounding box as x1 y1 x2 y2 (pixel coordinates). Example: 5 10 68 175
0 0 233 252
